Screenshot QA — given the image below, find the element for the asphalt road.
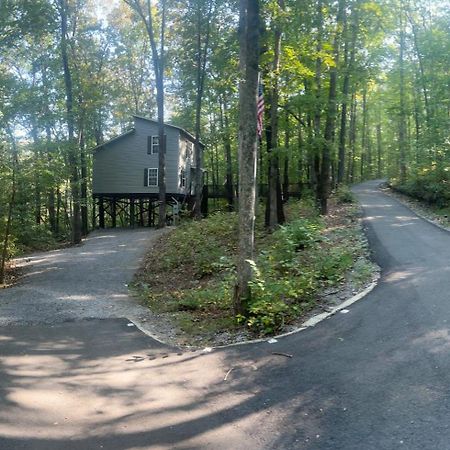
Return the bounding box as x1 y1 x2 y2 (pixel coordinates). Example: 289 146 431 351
2 180 450 449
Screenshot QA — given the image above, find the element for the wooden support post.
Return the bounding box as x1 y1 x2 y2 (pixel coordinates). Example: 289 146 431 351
147 200 152 227
130 197 135 228
151 202 156 227
111 199 117 228
99 196 105 229
139 198 144 227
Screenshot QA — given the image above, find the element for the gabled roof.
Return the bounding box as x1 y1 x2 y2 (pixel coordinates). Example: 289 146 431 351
92 129 135 151
92 115 205 151
132 115 205 147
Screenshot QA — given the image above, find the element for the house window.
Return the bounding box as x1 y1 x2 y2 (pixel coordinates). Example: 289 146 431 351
147 168 158 186
148 136 159 154
180 169 186 188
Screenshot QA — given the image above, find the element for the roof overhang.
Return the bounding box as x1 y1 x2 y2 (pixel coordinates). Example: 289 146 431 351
92 129 135 151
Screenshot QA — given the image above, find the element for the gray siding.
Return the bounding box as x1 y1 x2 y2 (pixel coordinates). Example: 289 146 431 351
93 117 187 195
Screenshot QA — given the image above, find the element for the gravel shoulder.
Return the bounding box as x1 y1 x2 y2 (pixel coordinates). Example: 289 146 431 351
0 228 177 343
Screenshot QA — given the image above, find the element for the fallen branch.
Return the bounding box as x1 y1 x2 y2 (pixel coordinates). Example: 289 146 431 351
271 352 293 358
224 367 234 381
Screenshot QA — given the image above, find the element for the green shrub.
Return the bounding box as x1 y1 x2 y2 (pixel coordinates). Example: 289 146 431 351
158 212 238 277
15 225 58 252
269 218 323 269
395 163 450 208
336 186 356 204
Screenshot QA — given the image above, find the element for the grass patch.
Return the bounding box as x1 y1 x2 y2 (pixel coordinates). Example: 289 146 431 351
135 192 377 345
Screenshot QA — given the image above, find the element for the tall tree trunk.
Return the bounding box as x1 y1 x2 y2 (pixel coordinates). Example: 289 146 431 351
413 76 421 165
398 3 407 183
337 1 357 184
194 0 213 218
297 114 304 185
41 63 57 234
0 132 18 285
266 0 284 230
233 0 260 316
76 94 89 237
283 112 290 201
360 87 368 180
348 92 357 183
58 0 82 244
220 98 235 210
30 123 42 225
318 0 346 214
407 10 431 127
79 129 88 236
157 0 167 228
124 0 168 228
45 123 57 234
376 123 382 178
312 0 323 198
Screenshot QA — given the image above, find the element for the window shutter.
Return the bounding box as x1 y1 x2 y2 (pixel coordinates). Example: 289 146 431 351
144 168 149 186
147 136 152 154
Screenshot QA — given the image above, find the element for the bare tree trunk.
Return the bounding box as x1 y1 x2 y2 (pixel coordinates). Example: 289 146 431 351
312 0 323 200
79 129 88 236
337 0 357 184
376 123 382 178
58 0 82 244
318 0 346 214
398 2 407 183
221 99 234 210
45 123 57 234
347 92 357 183
124 0 167 228
0 131 18 284
233 0 260 316
157 0 167 228
41 64 57 234
30 124 42 225
407 10 431 127
194 0 213 218
283 112 290 201
266 0 285 229
360 87 367 180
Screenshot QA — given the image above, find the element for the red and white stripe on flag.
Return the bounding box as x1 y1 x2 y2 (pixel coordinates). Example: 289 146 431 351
257 78 264 137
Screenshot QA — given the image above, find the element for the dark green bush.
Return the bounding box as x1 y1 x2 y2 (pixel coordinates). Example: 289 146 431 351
336 186 356 204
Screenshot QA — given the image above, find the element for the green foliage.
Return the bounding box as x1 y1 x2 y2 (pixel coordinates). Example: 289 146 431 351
14 224 59 253
156 212 238 277
336 186 356 204
395 163 450 208
238 213 359 335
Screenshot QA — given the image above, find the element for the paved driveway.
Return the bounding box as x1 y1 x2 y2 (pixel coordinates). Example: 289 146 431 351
0 228 166 334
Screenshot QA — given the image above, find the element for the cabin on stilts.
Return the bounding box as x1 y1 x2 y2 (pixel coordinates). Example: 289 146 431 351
92 115 206 228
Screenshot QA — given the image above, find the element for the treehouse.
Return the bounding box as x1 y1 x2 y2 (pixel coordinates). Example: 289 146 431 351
92 115 205 228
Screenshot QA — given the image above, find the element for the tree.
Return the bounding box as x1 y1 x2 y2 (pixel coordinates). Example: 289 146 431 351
192 0 214 219
318 0 346 215
265 0 285 230
233 0 260 315
124 0 167 228
57 0 82 244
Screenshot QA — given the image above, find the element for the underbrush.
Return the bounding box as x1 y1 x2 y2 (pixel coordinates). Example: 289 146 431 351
135 194 376 344
392 165 450 209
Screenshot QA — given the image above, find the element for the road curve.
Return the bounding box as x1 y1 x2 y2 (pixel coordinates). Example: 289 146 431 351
2 180 450 449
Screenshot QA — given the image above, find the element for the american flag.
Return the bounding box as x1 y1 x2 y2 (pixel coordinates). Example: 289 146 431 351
257 78 264 138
